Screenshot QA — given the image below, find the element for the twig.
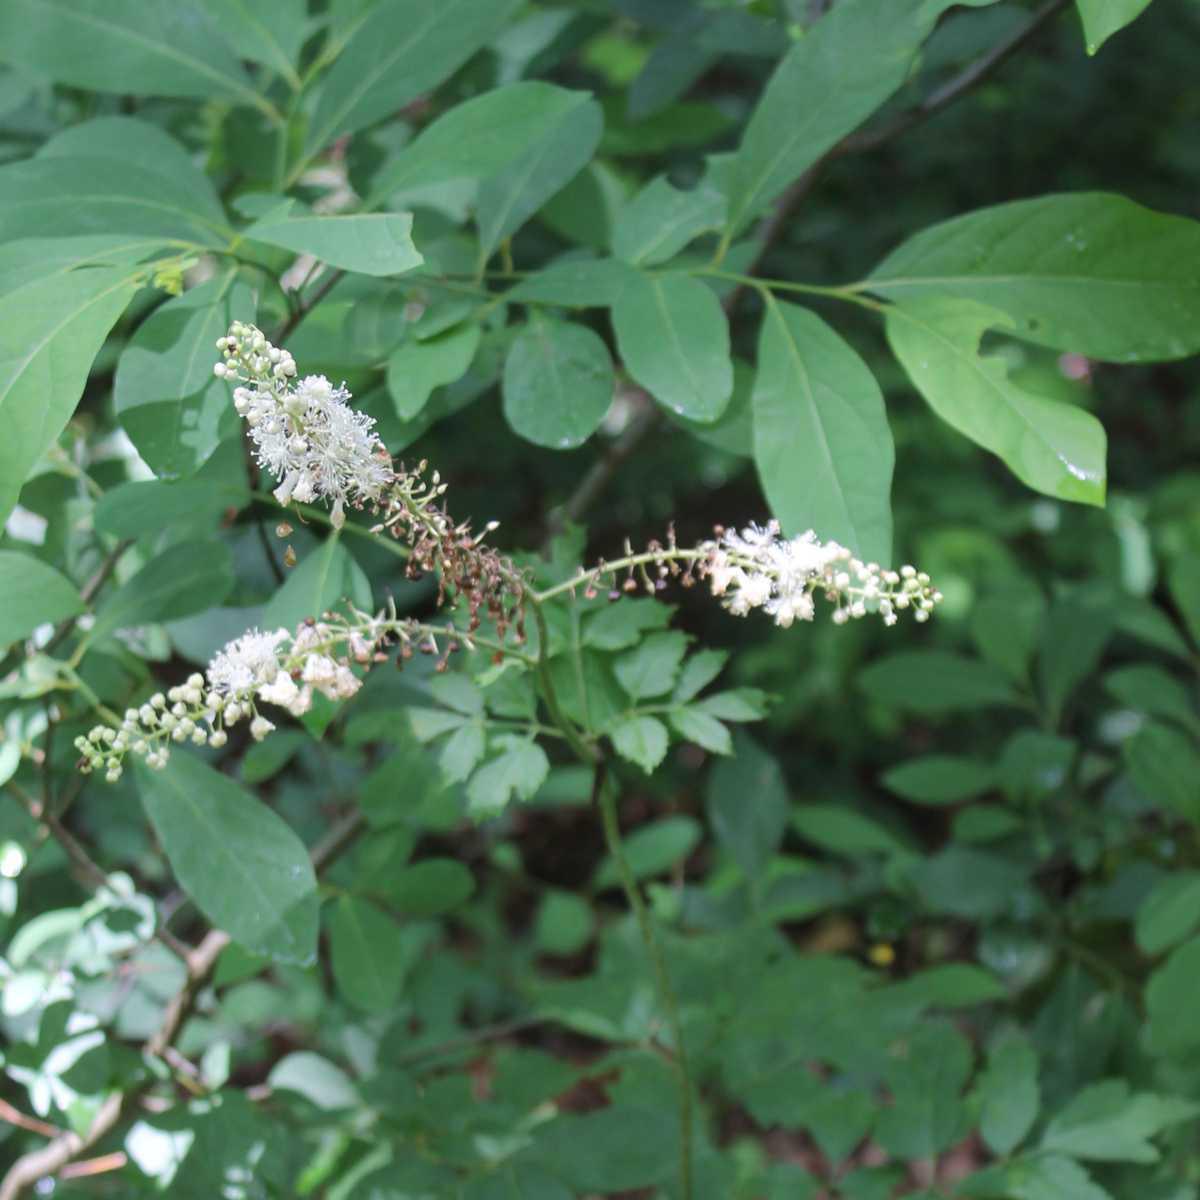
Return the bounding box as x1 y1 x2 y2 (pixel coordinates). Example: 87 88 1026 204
0 1101 61 1141
839 0 1071 155
0 807 366 1200
271 267 345 345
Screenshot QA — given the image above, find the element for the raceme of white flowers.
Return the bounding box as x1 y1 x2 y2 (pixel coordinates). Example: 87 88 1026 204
75 611 396 781
214 321 391 528
700 521 942 629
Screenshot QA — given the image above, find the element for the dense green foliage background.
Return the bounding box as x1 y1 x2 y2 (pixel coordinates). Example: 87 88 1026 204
1 1 1199 1197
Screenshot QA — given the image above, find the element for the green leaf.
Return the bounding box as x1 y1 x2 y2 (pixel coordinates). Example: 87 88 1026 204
198 0 305 87
612 272 733 422
370 82 594 200
898 963 1006 1007
963 1154 1113 1200
306 0 523 152
608 714 670 774
387 324 481 420
669 707 732 755
1135 871 1200 955
1167 555 1200 648
115 273 253 478
246 206 423 277
875 1022 972 1160
529 1105 677 1192
613 630 689 700
90 540 234 643
0 0 263 107
1146 936 1200 1055
871 193 1200 362
439 723 486 784
0 551 84 648
723 0 983 236
1041 1079 1198 1163
1038 587 1115 725
882 756 996 805
1075 0 1154 54
978 1038 1040 1156
794 805 908 857
136 754 319 964
885 297 1106 506
502 313 614 449
509 258 640 308
262 537 371 631
467 742 550 817
859 651 1023 715
671 648 728 703
0 260 143 525
593 815 700 888
476 98 603 262
1105 665 1200 734
388 858 475 917
329 895 407 1013
612 176 726 265
535 890 594 956
753 299 893 563
970 582 1045 684
696 689 768 722
706 732 789 877
1123 721 1200 822
583 598 674 652
95 476 249 540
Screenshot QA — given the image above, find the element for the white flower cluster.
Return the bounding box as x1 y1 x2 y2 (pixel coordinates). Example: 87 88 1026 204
75 616 385 781
214 322 391 528
703 521 942 629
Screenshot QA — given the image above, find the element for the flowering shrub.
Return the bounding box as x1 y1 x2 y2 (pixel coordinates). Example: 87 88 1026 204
2 2 1199 1198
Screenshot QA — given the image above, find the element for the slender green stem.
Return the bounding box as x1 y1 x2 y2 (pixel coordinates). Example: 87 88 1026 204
595 765 694 1200
525 592 598 766
694 266 887 312
533 549 706 605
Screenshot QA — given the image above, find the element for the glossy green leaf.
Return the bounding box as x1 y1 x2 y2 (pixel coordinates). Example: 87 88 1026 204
1076 0 1154 54
753 299 893 562
886 297 1106 506
387 324 481 420
706 733 789 877
370 82 594 201
329 895 407 1012
115 273 253 478
90 540 234 643
723 0 992 235
859 651 1023 714
882 756 997 805
0 261 143 524
612 176 725 265
612 272 733 422
246 207 422 277
608 714 670 774
388 859 475 917
306 0 523 152
502 313 614 448
0 0 263 106
476 98 603 261
1135 871 1200 955
1041 1079 1198 1162
262 537 372 631
137 754 318 964
0 551 84 647
978 1038 1040 1156
1124 721 1200 822
593 816 700 887
872 193 1200 362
